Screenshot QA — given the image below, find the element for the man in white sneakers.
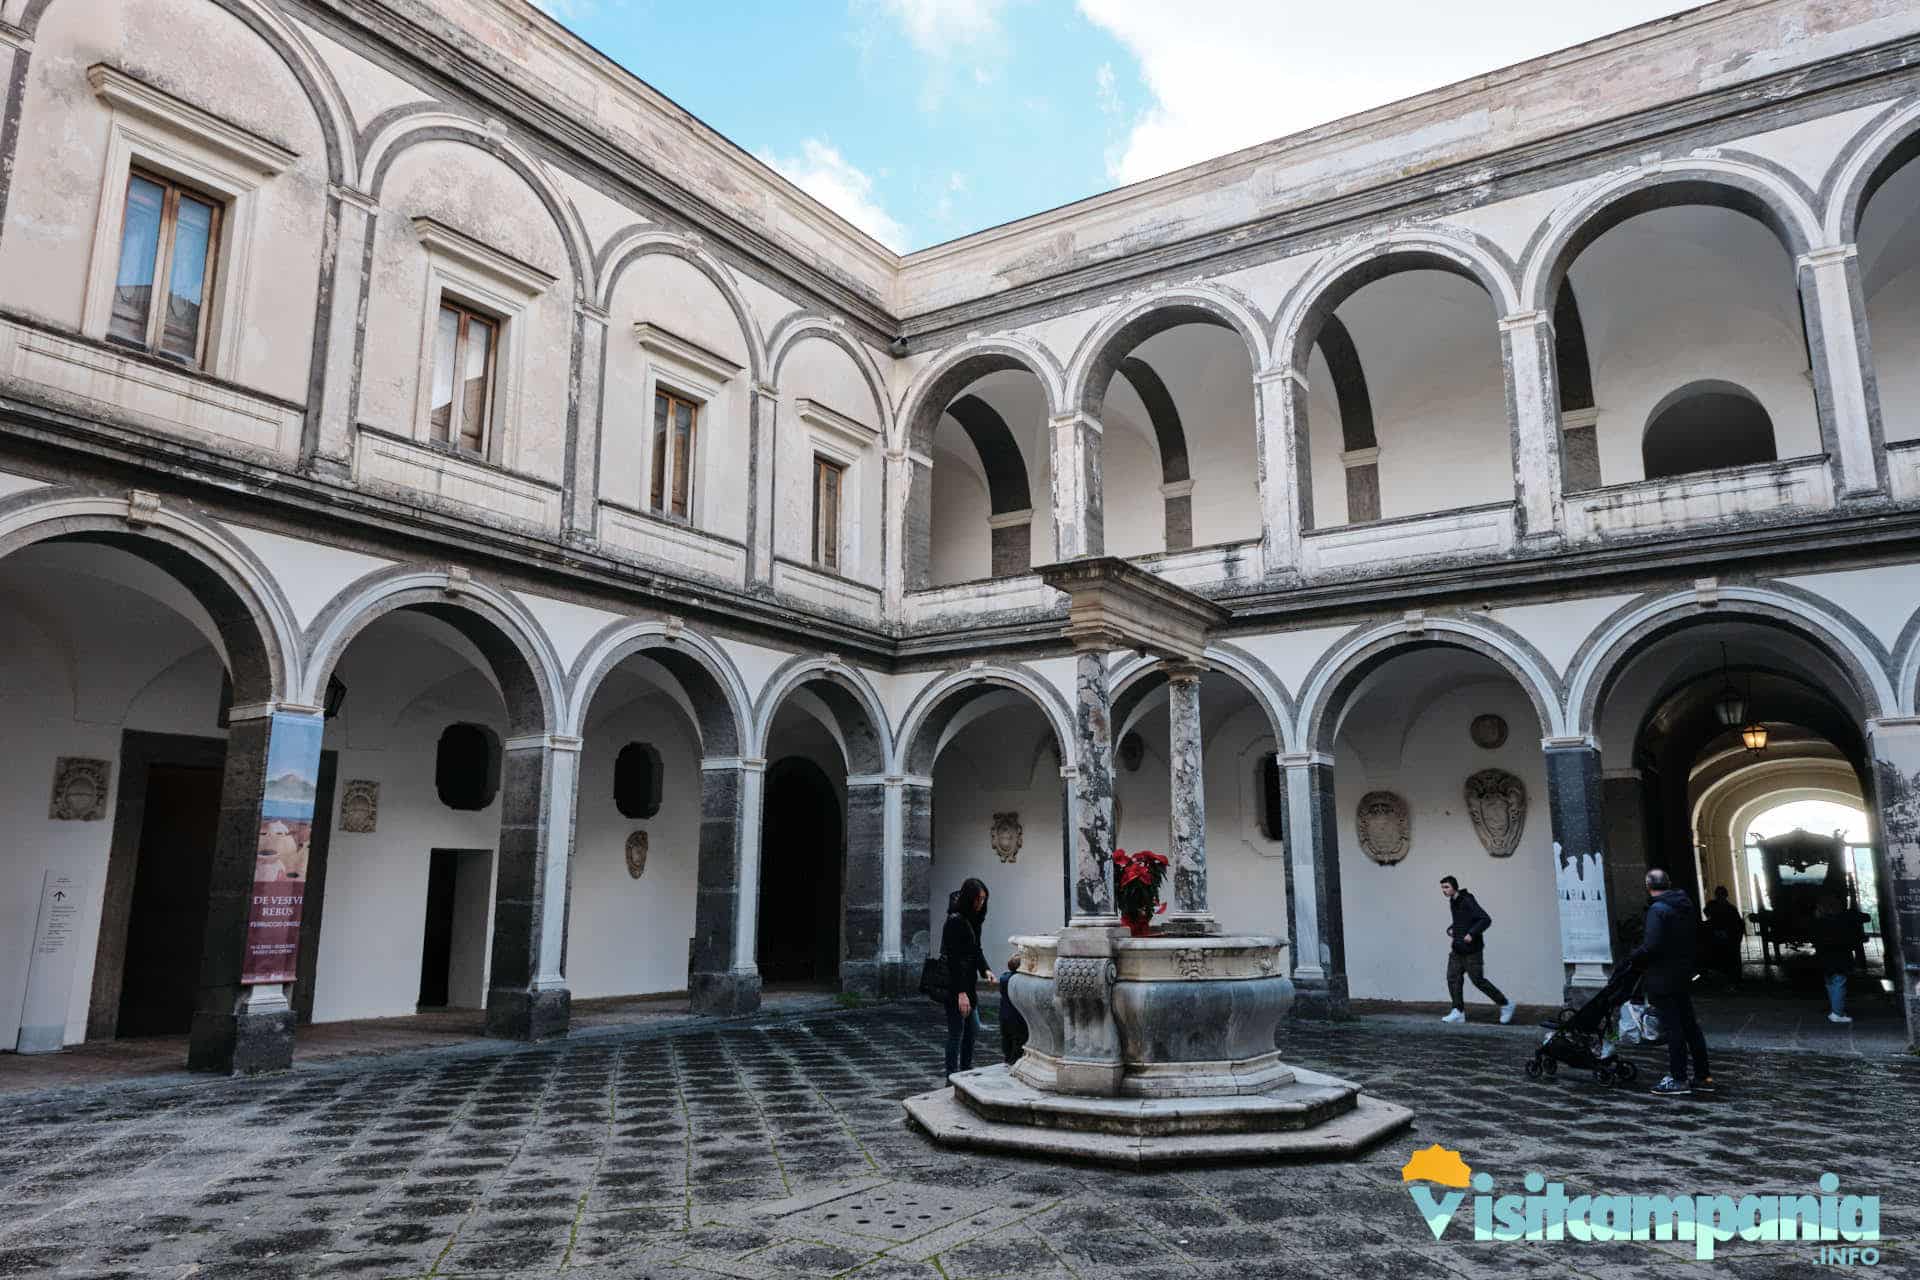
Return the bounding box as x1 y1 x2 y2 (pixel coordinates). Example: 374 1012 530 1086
1440 875 1518 1025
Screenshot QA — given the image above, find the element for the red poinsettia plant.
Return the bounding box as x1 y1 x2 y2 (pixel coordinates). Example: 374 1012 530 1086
1112 848 1170 936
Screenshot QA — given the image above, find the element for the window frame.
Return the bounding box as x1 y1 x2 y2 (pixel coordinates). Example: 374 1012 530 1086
795 398 878 580
648 386 702 522
105 168 225 365
811 452 847 571
429 296 502 456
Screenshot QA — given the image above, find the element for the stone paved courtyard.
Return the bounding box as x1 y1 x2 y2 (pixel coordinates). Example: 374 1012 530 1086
0 1004 1910 1280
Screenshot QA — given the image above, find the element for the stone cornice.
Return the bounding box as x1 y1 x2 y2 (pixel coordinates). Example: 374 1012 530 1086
1036 556 1230 661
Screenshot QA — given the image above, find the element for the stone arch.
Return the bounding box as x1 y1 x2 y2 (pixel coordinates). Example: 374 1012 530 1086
0 488 299 705
1271 227 1522 371
1519 160 1821 317
752 656 891 775
896 336 1066 457
1641 379 1778 478
359 109 592 297
565 620 750 755
1563 585 1896 740
302 567 565 737
766 314 891 435
894 664 1076 777
1297 616 1566 753
595 229 768 384
1107 643 1295 755
1894 603 1920 718
1821 94 1920 244
942 394 1032 515
1065 286 1269 419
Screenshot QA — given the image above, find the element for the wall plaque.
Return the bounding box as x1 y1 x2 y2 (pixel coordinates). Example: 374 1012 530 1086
49 758 110 821
991 812 1023 863
1469 714 1509 750
625 830 649 879
1356 791 1411 865
340 780 379 834
1464 768 1527 857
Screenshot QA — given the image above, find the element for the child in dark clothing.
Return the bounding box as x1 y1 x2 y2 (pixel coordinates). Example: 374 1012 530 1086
998 954 1029 1065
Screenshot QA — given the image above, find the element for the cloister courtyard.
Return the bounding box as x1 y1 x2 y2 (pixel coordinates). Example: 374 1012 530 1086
0 999 1908 1280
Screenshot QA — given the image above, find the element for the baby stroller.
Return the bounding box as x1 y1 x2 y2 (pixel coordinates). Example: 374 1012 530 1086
1524 961 1646 1087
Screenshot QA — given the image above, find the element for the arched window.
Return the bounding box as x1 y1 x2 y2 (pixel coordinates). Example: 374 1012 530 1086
1642 381 1777 480
614 742 663 819
435 723 501 811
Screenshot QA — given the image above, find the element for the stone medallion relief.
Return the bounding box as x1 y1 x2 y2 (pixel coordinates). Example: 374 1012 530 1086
1470 714 1509 749
1464 768 1527 857
49 757 110 821
340 780 379 833
1355 790 1411 865
625 830 649 879
991 812 1023 863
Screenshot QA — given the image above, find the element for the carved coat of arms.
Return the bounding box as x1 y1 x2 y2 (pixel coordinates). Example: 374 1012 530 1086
624 830 649 879
340 780 379 834
1356 790 1412 865
991 811 1023 863
1464 769 1527 858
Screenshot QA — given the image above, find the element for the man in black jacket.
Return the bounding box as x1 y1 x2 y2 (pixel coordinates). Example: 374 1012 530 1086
1440 876 1517 1024
1630 868 1715 1097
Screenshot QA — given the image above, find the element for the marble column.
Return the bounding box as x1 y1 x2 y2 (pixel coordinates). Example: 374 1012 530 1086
897 448 933 595
1865 717 1920 1050
1798 244 1886 499
895 776 934 989
1070 651 1118 921
563 306 609 543
1602 768 1654 930
1543 738 1614 1001
307 186 378 478
1499 309 1565 544
747 383 779 586
689 757 764 1016
842 776 887 996
485 734 575 1041
1164 662 1212 927
1049 411 1104 560
1253 368 1306 577
188 706 326 1075
1279 752 1346 1017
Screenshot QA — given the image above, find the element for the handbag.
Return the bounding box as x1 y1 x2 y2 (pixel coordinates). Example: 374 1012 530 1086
919 954 951 1005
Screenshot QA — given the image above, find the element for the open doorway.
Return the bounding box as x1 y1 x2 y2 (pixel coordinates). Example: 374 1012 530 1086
417 848 493 1010
756 758 841 986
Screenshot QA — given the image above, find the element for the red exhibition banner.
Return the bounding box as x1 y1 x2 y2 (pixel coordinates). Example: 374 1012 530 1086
241 712 324 985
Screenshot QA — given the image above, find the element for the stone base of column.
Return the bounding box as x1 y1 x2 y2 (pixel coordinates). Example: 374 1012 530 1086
1158 915 1221 937
486 986 571 1041
1288 974 1350 1021
188 1003 293 1076
840 959 883 998
691 969 762 1016
1562 962 1609 1011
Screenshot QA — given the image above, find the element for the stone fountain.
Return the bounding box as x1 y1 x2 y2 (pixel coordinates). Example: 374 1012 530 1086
904 559 1412 1166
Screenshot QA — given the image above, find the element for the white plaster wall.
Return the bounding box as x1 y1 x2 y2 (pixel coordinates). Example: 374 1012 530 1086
927 371 1053 586
774 337 885 582
0 0 328 405
1859 158 1920 444
1100 397 1166 559
1304 346 1350 527
360 140 574 483
1140 327 1261 547
1335 678 1564 1006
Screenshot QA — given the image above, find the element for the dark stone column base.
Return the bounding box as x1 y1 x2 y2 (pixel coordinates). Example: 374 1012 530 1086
840 959 882 998
1289 975 1351 1021
691 970 762 1017
485 986 570 1041
188 1004 293 1076
875 958 920 998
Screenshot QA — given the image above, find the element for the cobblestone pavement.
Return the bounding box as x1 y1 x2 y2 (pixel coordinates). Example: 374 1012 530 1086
0 1004 1910 1280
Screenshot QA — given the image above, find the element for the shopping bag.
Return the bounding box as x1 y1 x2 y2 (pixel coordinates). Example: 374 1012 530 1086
918 955 951 1005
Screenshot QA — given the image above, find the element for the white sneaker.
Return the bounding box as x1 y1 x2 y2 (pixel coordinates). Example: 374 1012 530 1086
1828 1012 1853 1024
1441 1008 1466 1024
1499 1001 1517 1025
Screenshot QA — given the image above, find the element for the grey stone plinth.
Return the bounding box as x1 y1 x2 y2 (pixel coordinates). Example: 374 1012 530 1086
188 1003 293 1076
485 986 570 1041
904 1066 1412 1167
691 969 762 1016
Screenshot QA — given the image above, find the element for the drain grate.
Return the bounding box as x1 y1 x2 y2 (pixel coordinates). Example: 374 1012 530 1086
777 1181 1005 1244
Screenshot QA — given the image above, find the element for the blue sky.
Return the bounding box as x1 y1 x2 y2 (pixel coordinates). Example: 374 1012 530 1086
542 1 1701 253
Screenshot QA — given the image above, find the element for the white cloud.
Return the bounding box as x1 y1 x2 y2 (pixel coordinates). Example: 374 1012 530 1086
759 138 910 252
1077 1 1698 186
874 0 1009 52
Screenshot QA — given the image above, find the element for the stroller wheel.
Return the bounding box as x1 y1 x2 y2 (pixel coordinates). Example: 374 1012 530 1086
1615 1058 1638 1083
1524 1058 1542 1079
1543 1057 1558 1077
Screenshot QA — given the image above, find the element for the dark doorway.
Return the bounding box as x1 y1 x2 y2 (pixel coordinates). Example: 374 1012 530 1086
756 757 843 985
417 848 492 1010
419 850 458 1008
116 763 223 1037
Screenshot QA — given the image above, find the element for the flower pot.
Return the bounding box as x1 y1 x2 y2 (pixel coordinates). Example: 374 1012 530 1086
1123 914 1155 938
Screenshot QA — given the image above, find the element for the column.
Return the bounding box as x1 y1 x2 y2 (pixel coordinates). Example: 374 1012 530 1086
842 775 887 996
1799 244 1886 498
1542 737 1614 1001
188 705 326 1075
485 733 575 1041
1499 309 1564 544
1865 717 1920 1050
688 757 764 1016
1070 650 1117 921
1164 662 1213 929
1160 480 1194 551
895 447 932 596
563 305 610 543
1253 368 1306 577
1279 751 1347 1017
747 383 779 587
1340 447 1381 523
894 776 934 990
307 186 378 477
987 508 1032 577
1601 767 1653 929
1560 407 1602 494
1049 411 1104 560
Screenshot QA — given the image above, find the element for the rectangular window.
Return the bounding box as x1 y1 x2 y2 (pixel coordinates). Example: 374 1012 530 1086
107 170 221 365
812 455 845 571
429 301 497 455
649 389 698 521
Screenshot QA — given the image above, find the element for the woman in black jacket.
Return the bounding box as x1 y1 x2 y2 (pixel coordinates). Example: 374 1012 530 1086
941 877 996 1076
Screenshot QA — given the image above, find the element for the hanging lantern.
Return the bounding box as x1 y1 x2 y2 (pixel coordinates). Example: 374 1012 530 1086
1712 642 1746 727
1742 722 1769 753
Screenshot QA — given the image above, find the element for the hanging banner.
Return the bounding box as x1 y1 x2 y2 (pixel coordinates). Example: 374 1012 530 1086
241 712 324 985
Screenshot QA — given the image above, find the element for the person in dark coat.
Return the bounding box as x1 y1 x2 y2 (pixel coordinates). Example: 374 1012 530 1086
1812 891 1868 1025
1439 876 1517 1024
998 952 1029 1065
1702 886 1744 986
940 878 996 1077
1630 868 1714 1096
